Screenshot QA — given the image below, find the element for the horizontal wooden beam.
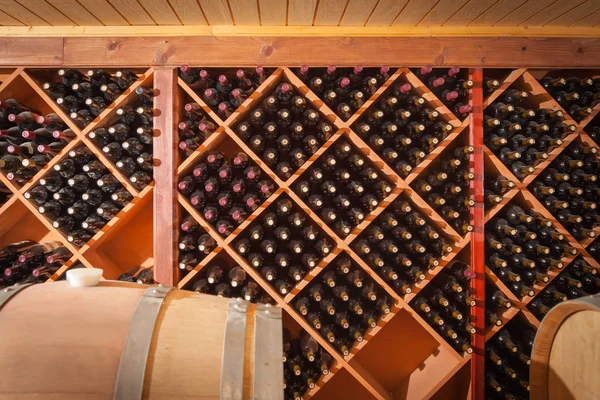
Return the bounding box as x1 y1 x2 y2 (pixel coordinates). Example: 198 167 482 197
1 36 600 68
0 25 598 38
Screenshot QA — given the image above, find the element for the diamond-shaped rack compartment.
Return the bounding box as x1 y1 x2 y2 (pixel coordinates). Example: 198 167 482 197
526 255 600 323
177 82 221 166
408 248 475 356
291 65 392 122
290 135 397 240
81 184 153 280
0 194 77 285
179 251 275 304
349 68 466 182
483 313 536 399
485 190 580 305
408 131 474 238
588 235 600 261
349 301 464 400
530 69 600 125
26 68 148 130
231 193 338 301
228 67 344 183
177 66 277 123
176 132 278 240
0 179 11 207
583 112 600 147
22 143 136 253
527 135 600 247
1 71 75 190
84 72 155 193
484 72 580 187
484 272 520 339
282 310 340 400
351 191 463 301
409 67 473 122
290 250 395 360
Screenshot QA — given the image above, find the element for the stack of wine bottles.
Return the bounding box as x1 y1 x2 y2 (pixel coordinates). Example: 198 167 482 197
0 182 11 206
295 65 389 120
486 284 514 329
178 66 270 119
1 98 74 186
190 259 273 304
295 139 393 237
25 146 132 247
538 74 600 122
412 66 473 119
486 322 534 399
351 80 455 178
413 145 475 235
486 203 578 299
178 213 216 274
485 87 577 181
178 150 274 237
528 257 600 320
413 261 475 354
43 68 139 128
294 255 392 356
88 86 154 190
283 329 332 400
178 102 217 158
0 240 73 288
529 142 600 241
233 81 331 180
354 196 452 295
233 196 334 296
485 176 517 205
117 265 155 284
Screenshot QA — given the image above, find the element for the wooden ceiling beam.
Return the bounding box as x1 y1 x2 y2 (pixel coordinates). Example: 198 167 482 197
2 36 600 68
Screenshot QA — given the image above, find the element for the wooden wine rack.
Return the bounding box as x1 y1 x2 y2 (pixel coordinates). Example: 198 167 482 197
1 62 599 400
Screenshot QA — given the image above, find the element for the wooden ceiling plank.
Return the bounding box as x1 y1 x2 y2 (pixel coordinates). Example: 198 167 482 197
229 0 260 25
546 0 600 26
46 0 102 25
17 0 73 25
419 0 469 27
470 0 528 26
0 8 23 24
168 0 207 25
443 0 496 26
366 0 409 25
495 0 556 26
76 0 129 25
0 0 49 25
138 0 181 25
107 0 155 25
201 0 232 24
523 0 587 26
393 0 439 26
259 0 286 25
287 0 316 25
313 0 348 26
339 0 378 26
573 7 600 26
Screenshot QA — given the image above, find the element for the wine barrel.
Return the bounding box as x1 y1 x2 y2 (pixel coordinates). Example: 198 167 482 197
0 281 283 400
531 295 600 400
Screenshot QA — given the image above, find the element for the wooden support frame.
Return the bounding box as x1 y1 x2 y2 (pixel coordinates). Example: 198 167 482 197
1 35 600 400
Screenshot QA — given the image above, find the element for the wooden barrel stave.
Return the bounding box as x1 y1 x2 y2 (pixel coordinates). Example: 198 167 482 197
531 295 600 400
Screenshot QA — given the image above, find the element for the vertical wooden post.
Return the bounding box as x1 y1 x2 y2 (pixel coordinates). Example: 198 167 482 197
469 68 485 400
153 68 179 286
